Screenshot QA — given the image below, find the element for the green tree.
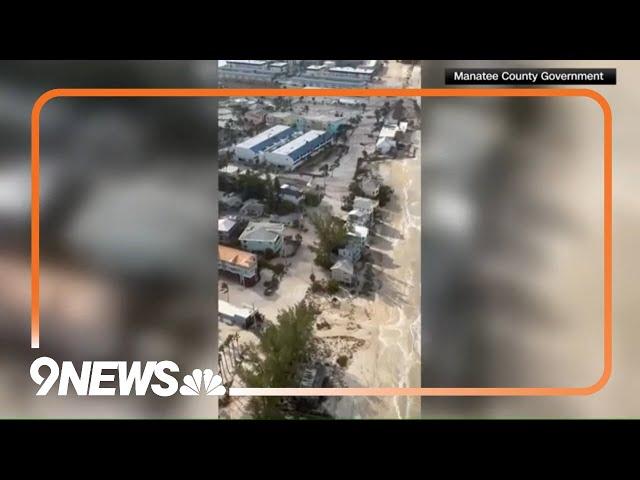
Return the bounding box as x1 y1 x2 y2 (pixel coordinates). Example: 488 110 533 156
273 176 281 206
326 279 340 295
237 301 319 418
377 184 394 207
237 171 268 201
310 213 348 270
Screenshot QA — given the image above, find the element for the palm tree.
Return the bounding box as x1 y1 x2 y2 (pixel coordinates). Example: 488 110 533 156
218 353 226 383
219 350 231 382
219 282 229 302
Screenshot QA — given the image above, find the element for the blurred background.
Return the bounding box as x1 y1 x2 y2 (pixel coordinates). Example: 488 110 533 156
0 61 219 418
0 60 638 419
421 60 638 417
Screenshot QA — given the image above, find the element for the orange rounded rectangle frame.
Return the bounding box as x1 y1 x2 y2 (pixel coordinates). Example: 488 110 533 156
31 88 612 397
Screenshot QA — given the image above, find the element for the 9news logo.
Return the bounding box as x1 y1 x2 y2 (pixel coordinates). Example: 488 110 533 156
30 357 226 397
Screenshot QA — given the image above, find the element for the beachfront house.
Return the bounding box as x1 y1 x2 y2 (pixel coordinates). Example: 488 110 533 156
218 245 259 287
338 224 368 262
331 258 355 285
348 208 371 227
239 221 285 255
353 196 378 212
347 196 377 227
360 176 380 198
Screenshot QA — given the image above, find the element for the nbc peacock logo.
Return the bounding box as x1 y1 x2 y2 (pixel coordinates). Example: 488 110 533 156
179 368 226 396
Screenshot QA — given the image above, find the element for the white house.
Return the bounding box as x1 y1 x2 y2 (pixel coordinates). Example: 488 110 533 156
353 196 378 211
376 122 403 154
348 197 378 227
360 176 380 198
348 209 370 227
375 136 396 154
331 259 354 285
280 184 304 205
238 221 285 255
218 215 242 243
218 299 258 328
339 224 368 262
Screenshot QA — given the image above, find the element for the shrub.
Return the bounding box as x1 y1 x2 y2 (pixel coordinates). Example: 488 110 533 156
349 181 365 197
271 263 285 276
274 200 297 215
377 185 394 207
310 213 348 271
237 301 319 418
326 279 341 295
304 192 323 207
310 280 325 294
337 355 349 368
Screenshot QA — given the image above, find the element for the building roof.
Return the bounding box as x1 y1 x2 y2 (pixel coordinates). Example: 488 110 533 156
376 137 396 151
353 196 378 212
349 224 369 238
218 217 238 233
220 165 242 175
268 111 297 119
218 299 254 321
239 222 285 243
361 176 380 190
331 258 354 275
218 245 256 268
225 60 268 66
337 98 359 105
379 124 400 139
307 64 325 71
270 61 287 67
348 209 369 218
280 184 304 198
242 198 264 208
329 66 374 75
271 130 326 156
236 125 294 152
221 192 243 205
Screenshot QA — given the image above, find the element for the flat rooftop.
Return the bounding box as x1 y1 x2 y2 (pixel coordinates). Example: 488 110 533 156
239 222 284 242
218 217 238 233
379 125 399 138
236 125 294 151
271 130 326 156
225 60 268 66
331 258 354 275
219 245 256 268
219 299 253 320
329 66 375 75
350 225 369 238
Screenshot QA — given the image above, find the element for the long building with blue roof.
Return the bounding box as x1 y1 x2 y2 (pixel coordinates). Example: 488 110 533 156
235 125 296 162
264 129 333 170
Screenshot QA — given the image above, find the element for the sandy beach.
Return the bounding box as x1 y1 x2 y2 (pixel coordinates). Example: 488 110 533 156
321 129 422 419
